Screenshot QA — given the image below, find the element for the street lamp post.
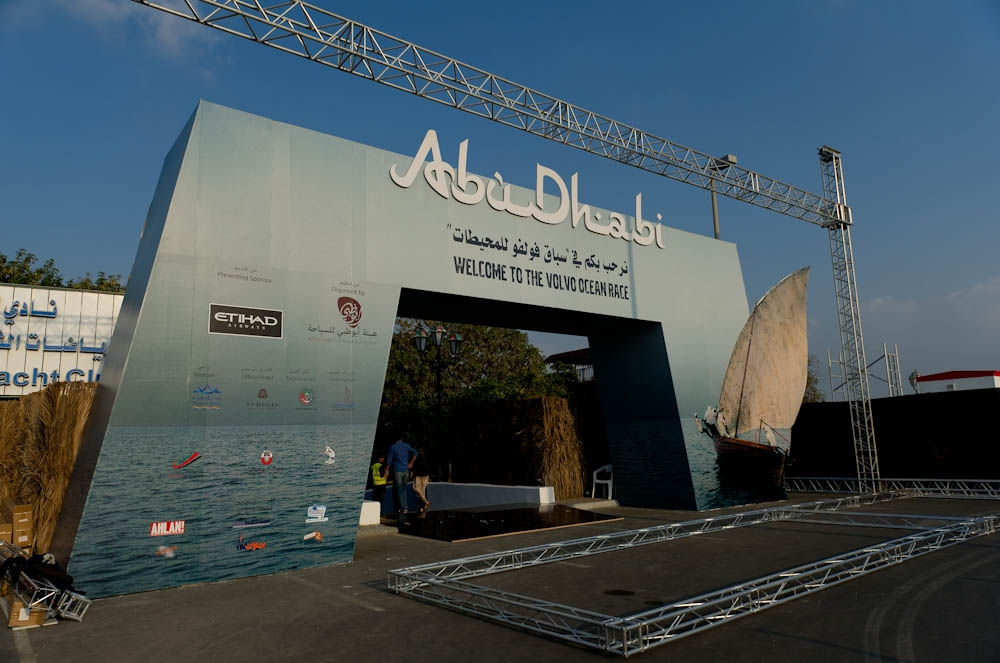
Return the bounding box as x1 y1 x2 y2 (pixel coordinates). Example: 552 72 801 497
708 154 738 240
414 324 463 480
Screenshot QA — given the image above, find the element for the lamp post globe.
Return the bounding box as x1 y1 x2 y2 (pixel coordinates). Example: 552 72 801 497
413 328 429 353
448 332 463 359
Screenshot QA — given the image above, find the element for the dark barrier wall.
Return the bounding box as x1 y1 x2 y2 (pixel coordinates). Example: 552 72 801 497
789 388 1000 478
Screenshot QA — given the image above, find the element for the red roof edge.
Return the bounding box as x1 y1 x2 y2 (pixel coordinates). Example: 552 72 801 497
916 370 1000 382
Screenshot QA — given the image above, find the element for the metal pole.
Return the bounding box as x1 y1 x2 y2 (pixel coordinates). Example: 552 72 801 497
827 349 835 401
435 344 446 481
710 182 720 239
894 345 904 394
882 343 896 398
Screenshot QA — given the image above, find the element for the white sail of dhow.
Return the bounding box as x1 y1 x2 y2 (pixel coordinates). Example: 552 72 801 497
715 267 810 451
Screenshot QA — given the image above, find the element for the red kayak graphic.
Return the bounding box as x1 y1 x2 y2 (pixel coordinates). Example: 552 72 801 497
172 452 201 469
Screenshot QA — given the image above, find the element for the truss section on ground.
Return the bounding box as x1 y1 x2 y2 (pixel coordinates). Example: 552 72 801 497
389 494 904 587
388 494 997 657
785 476 1000 498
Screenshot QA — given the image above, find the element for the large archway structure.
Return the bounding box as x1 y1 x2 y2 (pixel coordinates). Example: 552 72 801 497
55 102 748 597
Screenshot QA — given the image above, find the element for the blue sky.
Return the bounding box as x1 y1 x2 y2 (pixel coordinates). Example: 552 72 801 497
2 1 998 396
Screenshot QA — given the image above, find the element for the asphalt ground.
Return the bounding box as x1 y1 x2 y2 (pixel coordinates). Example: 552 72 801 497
3 493 999 663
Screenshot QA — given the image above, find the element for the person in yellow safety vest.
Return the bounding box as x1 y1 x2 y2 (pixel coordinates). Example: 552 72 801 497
371 453 387 505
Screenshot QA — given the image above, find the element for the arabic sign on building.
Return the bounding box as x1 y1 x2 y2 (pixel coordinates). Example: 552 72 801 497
0 284 123 397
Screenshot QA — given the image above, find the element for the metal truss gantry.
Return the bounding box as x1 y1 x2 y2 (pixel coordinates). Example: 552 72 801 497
786 476 1000 498
820 147 880 492
387 494 997 657
130 0 880 487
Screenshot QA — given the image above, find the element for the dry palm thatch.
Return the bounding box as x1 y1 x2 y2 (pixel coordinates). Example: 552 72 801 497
516 397 585 500
0 382 97 552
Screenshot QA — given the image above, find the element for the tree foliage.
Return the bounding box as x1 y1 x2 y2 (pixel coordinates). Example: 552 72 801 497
0 249 125 293
66 272 126 293
377 318 578 475
0 249 62 287
803 354 825 403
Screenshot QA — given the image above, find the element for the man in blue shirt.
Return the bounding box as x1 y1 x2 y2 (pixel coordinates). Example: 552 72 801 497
385 437 418 517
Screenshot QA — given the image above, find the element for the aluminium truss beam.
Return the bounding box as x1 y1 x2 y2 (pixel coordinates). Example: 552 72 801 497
786 476 1000 498
820 146 880 492
784 509 978 530
388 506 997 657
130 1 842 227
389 494 908 587
611 516 996 656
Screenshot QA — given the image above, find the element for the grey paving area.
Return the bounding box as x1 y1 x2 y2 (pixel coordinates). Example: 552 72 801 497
4 494 1000 662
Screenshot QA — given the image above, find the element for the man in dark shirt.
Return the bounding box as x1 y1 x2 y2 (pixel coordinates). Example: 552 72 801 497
385 437 417 517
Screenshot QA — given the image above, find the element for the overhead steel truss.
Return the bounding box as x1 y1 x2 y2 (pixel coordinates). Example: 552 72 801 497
131 1 838 226
388 495 997 657
786 476 1000 498
130 0 881 487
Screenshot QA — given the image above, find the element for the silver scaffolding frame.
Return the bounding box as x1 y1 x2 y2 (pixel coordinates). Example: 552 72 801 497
388 494 998 657
0 541 93 621
130 0 880 488
820 146 880 493
829 342 904 399
786 476 1000 498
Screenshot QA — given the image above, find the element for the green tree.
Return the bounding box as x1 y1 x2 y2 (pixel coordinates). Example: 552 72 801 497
380 319 566 414
67 272 126 293
0 249 62 286
0 249 125 293
803 354 825 403
377 318 577 476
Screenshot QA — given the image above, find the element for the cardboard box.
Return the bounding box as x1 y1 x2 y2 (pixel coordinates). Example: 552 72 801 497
4 593 48 629
0 522 11 544
1 498 32 527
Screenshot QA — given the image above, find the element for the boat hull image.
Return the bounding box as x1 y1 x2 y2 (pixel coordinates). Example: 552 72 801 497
713 436 787 488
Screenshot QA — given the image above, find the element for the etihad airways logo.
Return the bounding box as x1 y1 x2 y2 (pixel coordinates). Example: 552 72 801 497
209 304 283 339
390 129 665 249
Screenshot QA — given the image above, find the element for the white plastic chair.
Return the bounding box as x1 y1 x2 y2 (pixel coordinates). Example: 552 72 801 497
591 464 613 499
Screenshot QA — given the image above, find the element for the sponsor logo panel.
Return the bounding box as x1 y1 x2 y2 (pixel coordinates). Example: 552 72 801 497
150 520 186 537
337 296 362 328
246 387 279 410
306 505 328 523
209 303 283 339
191 383 223 410
236 535 266 551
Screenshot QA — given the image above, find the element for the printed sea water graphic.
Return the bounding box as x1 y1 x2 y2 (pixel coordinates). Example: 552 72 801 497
683 419 785 509
69 423 374 598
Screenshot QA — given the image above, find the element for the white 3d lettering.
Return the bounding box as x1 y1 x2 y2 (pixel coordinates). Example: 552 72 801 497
390 129 664 249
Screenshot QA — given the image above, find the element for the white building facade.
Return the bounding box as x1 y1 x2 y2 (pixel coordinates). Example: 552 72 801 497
914 370 1000 394
1 283 124 397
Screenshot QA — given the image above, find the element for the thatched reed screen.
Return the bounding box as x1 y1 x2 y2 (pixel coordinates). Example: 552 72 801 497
515 397 586 500
444 395 586 500
0 382 97 553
